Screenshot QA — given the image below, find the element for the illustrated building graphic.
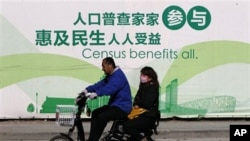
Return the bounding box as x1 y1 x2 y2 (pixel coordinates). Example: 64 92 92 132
39 78 236 117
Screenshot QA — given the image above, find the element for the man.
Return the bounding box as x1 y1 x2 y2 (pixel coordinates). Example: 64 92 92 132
78 57 132 141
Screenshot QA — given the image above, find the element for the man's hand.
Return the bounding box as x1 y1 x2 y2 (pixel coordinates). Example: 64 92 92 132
86 92 98 99
81 89 88 94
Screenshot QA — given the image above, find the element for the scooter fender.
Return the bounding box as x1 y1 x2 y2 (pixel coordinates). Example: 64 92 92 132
59 133 74 141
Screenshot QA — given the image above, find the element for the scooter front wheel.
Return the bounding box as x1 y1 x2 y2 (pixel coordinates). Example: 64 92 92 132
50 134 73 141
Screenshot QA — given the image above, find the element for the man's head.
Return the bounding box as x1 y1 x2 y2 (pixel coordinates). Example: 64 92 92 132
102 57 116 75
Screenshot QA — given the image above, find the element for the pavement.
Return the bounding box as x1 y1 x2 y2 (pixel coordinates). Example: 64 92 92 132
0 118 249 141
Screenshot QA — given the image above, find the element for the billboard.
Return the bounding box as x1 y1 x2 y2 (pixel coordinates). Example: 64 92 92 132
0 0 250 119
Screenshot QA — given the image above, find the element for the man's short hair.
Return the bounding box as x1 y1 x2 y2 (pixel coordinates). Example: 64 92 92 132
103 57 116 68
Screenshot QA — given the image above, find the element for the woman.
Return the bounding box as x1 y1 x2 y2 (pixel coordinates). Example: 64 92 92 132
123 66 160 141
